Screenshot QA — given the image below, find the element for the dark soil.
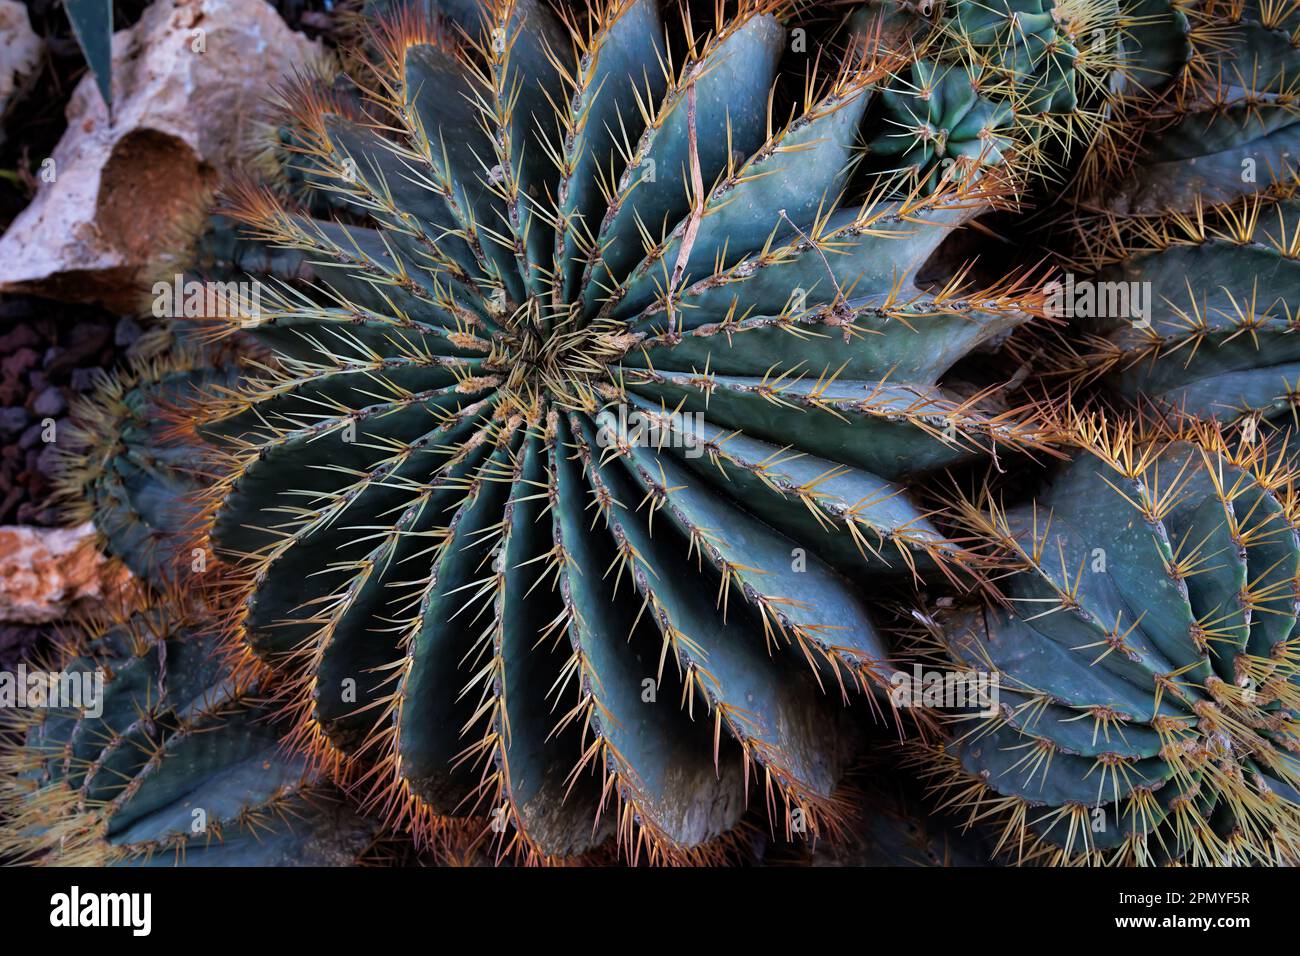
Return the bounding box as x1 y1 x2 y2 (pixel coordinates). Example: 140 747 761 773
0 298 143 525
0 622 45 671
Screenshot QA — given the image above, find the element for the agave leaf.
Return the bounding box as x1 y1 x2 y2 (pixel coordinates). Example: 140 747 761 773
66 0 114 111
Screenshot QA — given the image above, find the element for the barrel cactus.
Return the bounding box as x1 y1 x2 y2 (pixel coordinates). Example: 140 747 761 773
53 355 238 590
869 56 1018 192
915 416 1300 865
1028 0 1300 438
177 0 1062 863
1083 0 1300 213
1054 185 1300 439
11 0 1300 871
851 0 1123 188
0 598 380 866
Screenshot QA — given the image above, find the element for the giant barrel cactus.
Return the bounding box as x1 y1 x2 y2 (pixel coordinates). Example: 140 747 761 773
915 416 1300 865
185 0 1060 863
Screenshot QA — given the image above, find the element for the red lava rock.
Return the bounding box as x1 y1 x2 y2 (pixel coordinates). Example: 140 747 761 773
0 523 138 624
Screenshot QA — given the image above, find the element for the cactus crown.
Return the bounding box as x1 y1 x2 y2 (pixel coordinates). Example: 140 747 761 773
159 0 1074 864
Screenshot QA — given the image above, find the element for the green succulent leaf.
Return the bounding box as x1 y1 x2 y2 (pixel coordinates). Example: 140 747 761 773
65 0 114 111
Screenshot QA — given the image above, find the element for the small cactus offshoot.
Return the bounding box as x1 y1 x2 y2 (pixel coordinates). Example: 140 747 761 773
53 354 239 590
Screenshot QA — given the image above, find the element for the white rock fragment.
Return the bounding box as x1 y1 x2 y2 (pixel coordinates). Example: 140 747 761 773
0 523 137 624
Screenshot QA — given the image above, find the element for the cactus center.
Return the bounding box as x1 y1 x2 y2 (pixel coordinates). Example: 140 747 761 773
491 296 638 403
